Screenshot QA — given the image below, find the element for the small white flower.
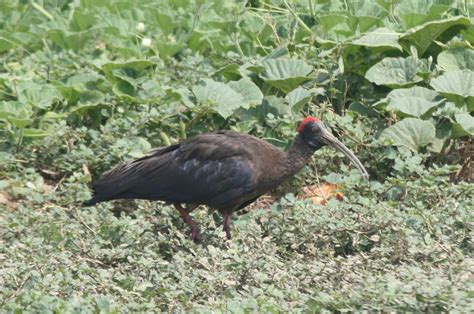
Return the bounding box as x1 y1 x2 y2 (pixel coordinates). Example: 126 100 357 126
142 37 152 47
136 22 145 32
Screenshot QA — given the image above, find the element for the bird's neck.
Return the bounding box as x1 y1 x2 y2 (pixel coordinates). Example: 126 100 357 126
284 135 318 176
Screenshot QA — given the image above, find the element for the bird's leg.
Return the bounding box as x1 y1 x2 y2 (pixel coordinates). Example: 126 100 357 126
222 209 233 240
173 203 201 243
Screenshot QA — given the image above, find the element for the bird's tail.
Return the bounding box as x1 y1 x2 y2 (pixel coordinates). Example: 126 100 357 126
82 181 123 206
82 197 98 206
82 184 102 206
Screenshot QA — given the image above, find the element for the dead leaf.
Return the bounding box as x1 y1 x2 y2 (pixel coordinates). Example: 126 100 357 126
0 192 19 210
301 183 344 205
82 164 91 176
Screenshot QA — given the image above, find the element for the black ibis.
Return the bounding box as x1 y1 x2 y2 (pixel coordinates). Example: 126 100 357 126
83 117 368 242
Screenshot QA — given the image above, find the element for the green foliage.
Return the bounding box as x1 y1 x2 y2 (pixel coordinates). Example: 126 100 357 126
1 163 472 312
1 0 473 311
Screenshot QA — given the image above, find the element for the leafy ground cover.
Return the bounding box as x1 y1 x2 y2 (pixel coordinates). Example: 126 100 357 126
1 0 473 312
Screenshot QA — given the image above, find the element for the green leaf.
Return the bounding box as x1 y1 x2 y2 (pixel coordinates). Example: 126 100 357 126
0 101 31 118
113 137 152 158
70 10 97 31
69 103 108 116
263 96 288 116
463 24 474 45
228 77 263 109
213 64 242 81
260 58 312 93
452 113 474 137
154 40 184 60
350 27 402 51
388 97 442 118
365 57 427 87
348 101 379 117
430 70 474 104
388 86 439 101
399 16 470 56
380 118 436 152
437 48 474 71
48 29 90 51
0 35 15 52
386 86 443 117
342 28 403 76
7 117 33 128
394 2 449 29
22 128 49 138
192 79 245 118
102 60 156 85
17 82 62 109
102 60 156 96
168 88 195 108
285 87 325 114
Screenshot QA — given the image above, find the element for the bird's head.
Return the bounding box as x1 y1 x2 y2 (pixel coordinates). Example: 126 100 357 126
298 116 369 180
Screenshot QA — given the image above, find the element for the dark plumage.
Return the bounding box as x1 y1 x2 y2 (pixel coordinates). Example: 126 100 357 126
84 117 368 242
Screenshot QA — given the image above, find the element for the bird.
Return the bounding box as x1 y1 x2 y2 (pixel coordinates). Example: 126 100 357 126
83 117 369 242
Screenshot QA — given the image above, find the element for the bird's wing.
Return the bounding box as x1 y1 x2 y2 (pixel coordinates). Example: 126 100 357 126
88 133 257 207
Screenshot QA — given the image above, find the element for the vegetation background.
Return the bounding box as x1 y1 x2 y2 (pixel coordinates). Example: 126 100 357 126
1 0 473 312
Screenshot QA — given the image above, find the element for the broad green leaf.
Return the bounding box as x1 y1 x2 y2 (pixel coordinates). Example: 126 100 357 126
22 128 49 138
192 79 245 118
228 77 263 109
17 82 62 109
399 16 470 56
348 101 379 117
213 64 241 81
0 36 15 52
463 24 474 44
388 86 439 101
286 87 325 113
54 72 105 105
386 86 443 117
102 60 156 85
7 117 33 128
365 57 427 87
260 58 312 93
168 88 195 108
388 97 442 118
70 10 97 31
263 47 290 61
66 72 104 88
286 87 311 113
154 40 183 60
430 70 474 103
380 118 436 152
318 14 348 33
113 137 152 158
263 96 288 115
0 101 31 118
102 60 156 96
437 48 474 71
55 85 81 103
154 12 175 35
350 28 402 51
343 28 402 75
394 2 449 29
48 29 90 51
452 113 474 137
69 103 107 115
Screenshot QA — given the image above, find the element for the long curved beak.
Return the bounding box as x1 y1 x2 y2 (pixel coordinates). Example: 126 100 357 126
320 129 369 180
